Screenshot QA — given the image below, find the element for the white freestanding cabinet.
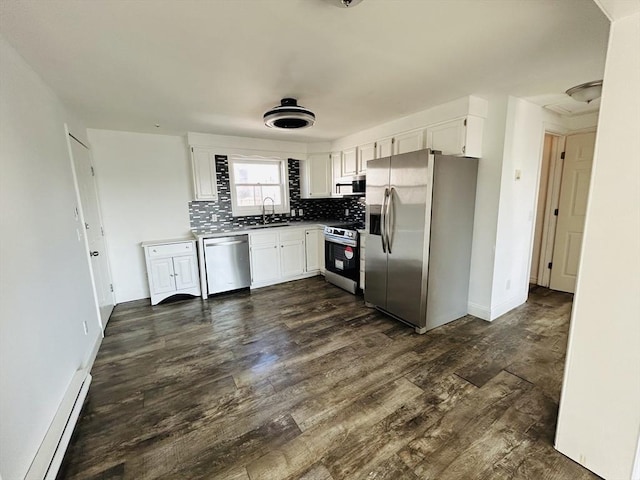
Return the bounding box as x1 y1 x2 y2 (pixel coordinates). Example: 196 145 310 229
142 239 200 305
191 147 218 201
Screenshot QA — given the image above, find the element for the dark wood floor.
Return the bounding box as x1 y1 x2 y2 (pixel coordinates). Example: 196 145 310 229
58 278 600 480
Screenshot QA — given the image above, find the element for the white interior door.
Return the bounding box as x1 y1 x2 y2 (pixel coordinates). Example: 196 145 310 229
70 135 115 328
550 132 596 293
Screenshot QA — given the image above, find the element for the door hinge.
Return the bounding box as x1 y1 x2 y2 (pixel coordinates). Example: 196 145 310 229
391 138 395 144
464 118 467 127
462 145 466 154
554 208 559 216
548 262 553 269
90 166 95 176
561 152 565 160
110 283 114 292
191 147 194 152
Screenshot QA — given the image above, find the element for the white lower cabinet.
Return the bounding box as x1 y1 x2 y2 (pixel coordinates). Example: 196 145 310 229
142 240 200 305
359 232 366 291
249 226 324 288
305 227 324 274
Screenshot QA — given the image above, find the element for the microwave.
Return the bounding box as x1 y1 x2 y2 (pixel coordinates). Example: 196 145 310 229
336 175 366 195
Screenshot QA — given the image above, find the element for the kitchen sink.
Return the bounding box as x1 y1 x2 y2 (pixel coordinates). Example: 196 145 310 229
248 223 291 230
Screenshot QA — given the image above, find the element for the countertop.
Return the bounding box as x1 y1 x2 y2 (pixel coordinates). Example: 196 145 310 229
191 219 351 240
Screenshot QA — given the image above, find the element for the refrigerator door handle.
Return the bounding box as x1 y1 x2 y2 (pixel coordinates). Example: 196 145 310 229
381 187 389 253
386 187 394 254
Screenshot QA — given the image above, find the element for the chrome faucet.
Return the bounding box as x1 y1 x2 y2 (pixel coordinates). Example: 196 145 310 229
262 196 275 224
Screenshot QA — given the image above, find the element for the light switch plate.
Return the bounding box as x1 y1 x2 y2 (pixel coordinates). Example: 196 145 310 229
298 208 303 216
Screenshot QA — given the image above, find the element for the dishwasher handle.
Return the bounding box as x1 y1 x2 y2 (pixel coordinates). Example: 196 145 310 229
205 240 246 247
204 235 249 248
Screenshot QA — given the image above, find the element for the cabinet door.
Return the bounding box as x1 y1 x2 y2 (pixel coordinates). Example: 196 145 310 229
250 243 280 284
191 147 218 201
149 257 175 295
280 240 305 278
426 116 483 158
331 152 343 196
426 119 465 156
307 154 331 198
393 130 424 155
305 228 321 272
173 255 199 290
341 148 357 177
357 142 376 174
377 138 393 158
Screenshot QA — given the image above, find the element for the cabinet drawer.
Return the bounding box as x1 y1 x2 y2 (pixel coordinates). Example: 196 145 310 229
279 229 304 242
250 231 278 246
148 242 194 257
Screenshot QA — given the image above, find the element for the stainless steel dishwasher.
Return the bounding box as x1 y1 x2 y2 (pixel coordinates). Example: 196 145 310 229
204 235 251 294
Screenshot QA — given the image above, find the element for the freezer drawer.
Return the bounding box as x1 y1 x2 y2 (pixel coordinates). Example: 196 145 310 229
204 235 251 294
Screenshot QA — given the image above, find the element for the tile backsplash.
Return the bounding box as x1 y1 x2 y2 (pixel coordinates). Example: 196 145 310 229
189 156 365 233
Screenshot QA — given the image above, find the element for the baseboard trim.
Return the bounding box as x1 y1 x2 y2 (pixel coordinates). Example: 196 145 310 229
25 333 101 480
467 301 491 321
490 292 527 320
25 371 92 480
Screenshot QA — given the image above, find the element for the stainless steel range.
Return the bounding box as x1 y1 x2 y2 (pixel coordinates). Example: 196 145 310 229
323 224 360 294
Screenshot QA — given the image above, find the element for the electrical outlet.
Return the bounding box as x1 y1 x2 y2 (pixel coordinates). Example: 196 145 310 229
345 208 349 216
211 214 218 222
298 208 303 216
290 209 296 217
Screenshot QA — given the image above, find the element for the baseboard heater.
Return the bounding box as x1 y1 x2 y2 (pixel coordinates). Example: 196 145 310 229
25 370 92 480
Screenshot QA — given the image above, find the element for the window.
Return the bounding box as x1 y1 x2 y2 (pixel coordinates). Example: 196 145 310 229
228 156 290 216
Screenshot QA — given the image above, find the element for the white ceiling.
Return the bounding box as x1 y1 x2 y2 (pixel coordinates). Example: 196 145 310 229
0 0 610 142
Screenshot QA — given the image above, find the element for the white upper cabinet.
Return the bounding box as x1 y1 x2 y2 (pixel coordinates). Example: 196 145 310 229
300 153 331 198
341 147 358 177
331 152 343 196
426 116 484 158
357 142 376 174
191 147 218 201
393 129 425 155
377 138 393 158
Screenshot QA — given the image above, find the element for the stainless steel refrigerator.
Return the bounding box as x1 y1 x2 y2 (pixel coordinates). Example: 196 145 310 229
365 149 478 334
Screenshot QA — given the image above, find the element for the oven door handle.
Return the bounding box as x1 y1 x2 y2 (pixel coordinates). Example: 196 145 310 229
381 187 389 253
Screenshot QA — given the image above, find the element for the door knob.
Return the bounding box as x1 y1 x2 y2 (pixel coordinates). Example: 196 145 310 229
90 251 99 256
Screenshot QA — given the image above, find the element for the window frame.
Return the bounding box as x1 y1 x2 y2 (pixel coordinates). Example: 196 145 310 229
228 155 290 217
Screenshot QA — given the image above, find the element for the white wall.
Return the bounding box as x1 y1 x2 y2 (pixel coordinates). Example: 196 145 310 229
555 10 640 480
490 97 547 318
467 95 509 319
87 130 193 303
0 36 101 480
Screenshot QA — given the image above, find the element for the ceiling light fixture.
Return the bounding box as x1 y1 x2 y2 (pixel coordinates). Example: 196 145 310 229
332 0 365 7
263 98 316 129
565 80 603 104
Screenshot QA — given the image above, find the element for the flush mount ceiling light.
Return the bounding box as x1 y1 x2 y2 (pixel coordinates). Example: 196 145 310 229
565 80 603 104
263 98 316 129
331 0 365 7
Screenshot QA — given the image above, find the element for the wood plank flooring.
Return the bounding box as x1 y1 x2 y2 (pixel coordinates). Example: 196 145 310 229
58 278 600 480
